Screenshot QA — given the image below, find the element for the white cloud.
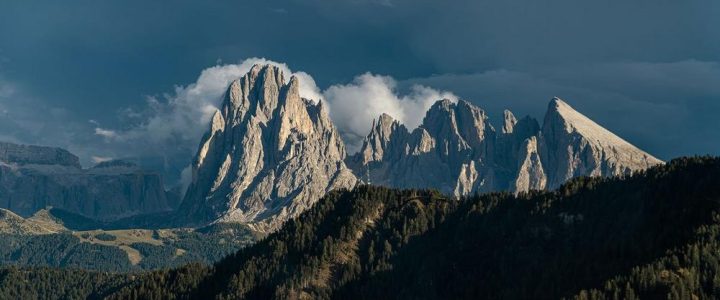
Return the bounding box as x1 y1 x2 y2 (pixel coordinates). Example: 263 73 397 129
96 58 323 154
90 58 458 184
86 58 326 184
91 156 114 164
322 73 457 152
101 57 454 160
94 127 119 139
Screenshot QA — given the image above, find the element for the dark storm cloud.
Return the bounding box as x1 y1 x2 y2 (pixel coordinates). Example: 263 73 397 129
0 0 717 179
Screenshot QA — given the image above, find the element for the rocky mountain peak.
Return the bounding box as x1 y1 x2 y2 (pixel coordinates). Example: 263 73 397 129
349 99 499 197
349 96 662 198
418 99 494 153
422 99 456 133
221 64 287 125
0 142 80 168
512 136 546 192
176 67 664 230
371 113 402 144
181 64 356 231
544 97 649 151
352 113 408 167
541 97 663 188
502 110 518 134
375 113 397 131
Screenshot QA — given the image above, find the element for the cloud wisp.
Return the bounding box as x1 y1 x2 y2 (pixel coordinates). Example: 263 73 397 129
323 73 457 151
93 58 321 152
95 58 455 159
88 58 454 187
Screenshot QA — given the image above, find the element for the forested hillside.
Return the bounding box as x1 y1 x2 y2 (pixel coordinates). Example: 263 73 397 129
0 223 256 272
2 157 719 299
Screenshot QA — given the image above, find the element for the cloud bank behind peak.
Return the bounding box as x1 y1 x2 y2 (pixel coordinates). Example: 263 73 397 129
91 58 456 184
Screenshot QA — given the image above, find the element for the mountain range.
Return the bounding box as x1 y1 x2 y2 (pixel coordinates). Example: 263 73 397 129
0 63 713 300
0 64 662 232
178 64 662 230
0 142 178 221
348 97 662 196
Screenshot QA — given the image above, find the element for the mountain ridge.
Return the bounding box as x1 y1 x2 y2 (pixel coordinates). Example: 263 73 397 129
0 64 664 232
0 142 176 222
540 97 662 188
349 95 662 197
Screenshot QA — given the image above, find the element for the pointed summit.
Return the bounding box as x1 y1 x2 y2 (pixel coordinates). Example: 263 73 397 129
351 113 408 167
419 99 495 152
180 64 357 231
541 97 663 188
348 96 661 197
182 67 665 230
545 97 636 145
349 99 497 197
502 110 517 134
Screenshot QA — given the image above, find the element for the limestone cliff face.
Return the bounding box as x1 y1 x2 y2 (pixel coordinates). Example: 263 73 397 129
0 143 174 221
496 111 541 191
349 99 498 197
512 136 546 192
0 142 80 168
539 98 663 189
349 97 662 196
180 65 357 231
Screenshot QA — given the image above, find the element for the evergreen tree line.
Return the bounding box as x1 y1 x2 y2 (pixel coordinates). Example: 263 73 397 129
1 156 719 299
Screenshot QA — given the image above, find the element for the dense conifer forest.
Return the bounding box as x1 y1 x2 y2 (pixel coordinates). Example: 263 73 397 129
1 156 719 299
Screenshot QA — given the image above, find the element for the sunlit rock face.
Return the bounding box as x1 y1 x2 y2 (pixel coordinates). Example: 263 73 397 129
349 97 662 197
347 99 499 197
180 66 661 231
539 98 663 189
0 142 174 221
180 65 357 231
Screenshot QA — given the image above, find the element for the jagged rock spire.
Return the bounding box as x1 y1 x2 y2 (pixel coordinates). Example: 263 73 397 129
180 64 357 231
349 99 498 197
348 97 662 197
182 66 662 229
540 97 662 188
502 110 518 134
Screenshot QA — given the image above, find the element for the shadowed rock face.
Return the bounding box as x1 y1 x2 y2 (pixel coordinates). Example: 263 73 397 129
349 97 662 196
0 142 80 168
0 143 174 221
180 65 357 231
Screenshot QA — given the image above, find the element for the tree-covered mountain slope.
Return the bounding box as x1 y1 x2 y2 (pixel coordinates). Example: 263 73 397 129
0 222 256 272
2 156 719 299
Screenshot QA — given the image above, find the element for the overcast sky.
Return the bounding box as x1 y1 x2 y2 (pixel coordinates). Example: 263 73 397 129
0 1 718 183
